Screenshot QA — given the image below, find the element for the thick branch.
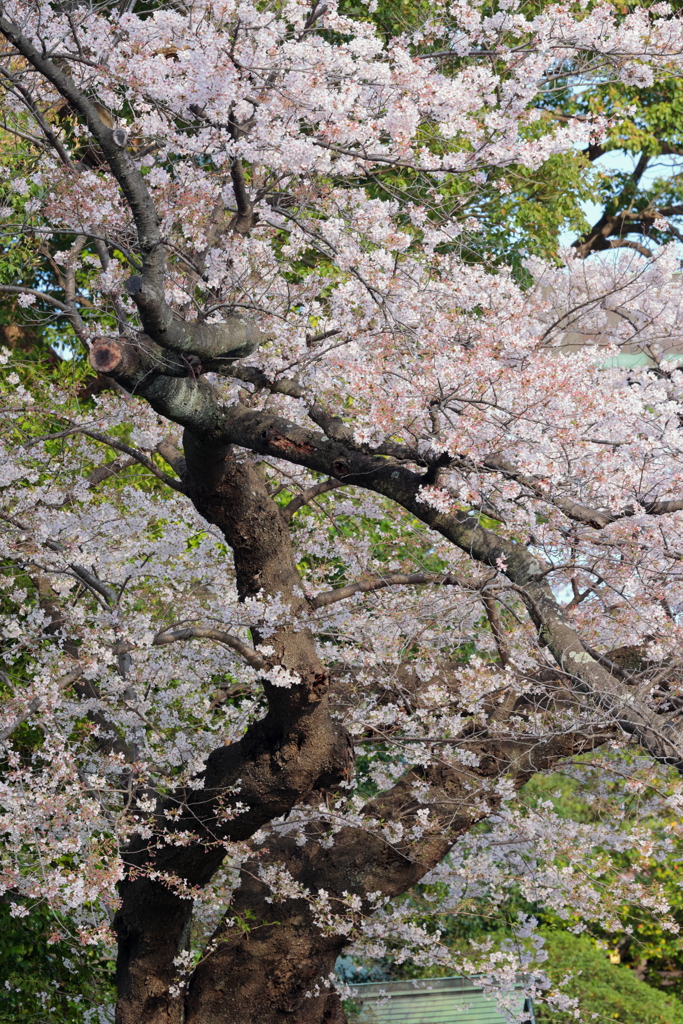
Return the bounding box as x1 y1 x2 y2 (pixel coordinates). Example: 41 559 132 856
92 338 683 770
151 626 266 670
478 454 683 528
155 437 188 482
0 283 70 311
0 15 265 362
573 203 683 258
228 156 258 235
184 725 604 1024
608 238 654 258
282 478 344 520
483 595 510 667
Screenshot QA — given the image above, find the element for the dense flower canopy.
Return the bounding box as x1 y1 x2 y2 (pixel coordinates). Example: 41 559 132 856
3 0 683 1021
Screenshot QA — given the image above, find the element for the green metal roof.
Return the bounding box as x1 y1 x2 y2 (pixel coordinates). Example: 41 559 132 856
350 976 535 1024
602 353 683 368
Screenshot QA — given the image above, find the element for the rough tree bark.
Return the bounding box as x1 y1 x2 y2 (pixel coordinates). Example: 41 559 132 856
183 729 606 1024
113 441 352 1024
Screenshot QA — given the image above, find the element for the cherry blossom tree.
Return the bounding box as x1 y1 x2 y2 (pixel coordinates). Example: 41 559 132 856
3 0 683 1022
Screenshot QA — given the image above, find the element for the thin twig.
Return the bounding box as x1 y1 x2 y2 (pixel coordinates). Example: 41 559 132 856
309 571 482 610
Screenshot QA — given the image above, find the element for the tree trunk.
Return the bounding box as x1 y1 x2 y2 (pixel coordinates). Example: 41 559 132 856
112 443 352 1023
185 871 347 1024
